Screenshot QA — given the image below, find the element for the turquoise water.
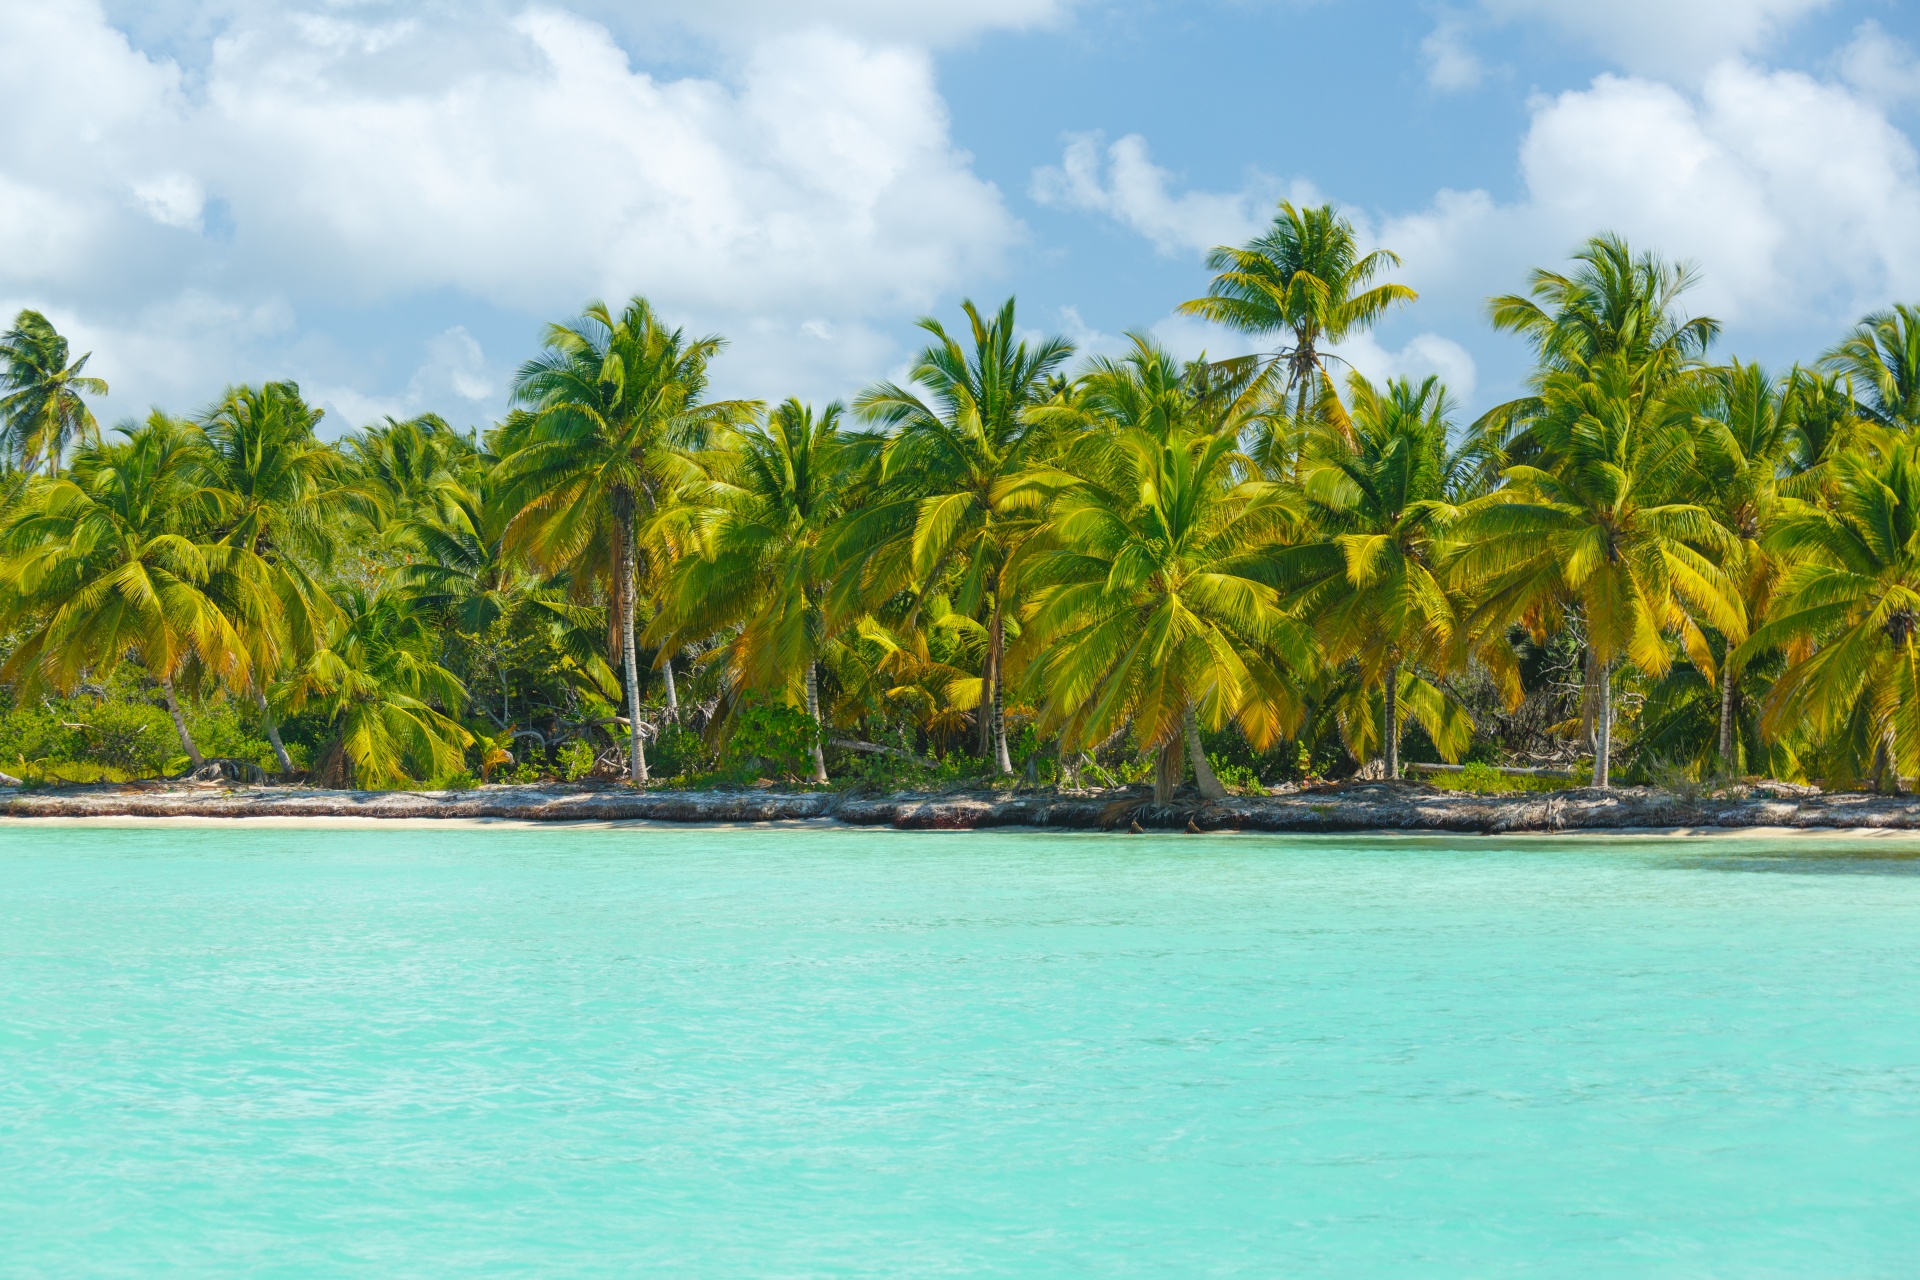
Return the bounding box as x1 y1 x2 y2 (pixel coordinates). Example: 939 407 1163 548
3 825 1919 1276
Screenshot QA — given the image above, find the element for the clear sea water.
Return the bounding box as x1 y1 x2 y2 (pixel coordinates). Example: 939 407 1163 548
3 822 1919 1277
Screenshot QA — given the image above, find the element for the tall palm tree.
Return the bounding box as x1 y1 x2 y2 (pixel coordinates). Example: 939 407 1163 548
0 310 107 475
1278 373 1506 778
1684 362 1798 771
1016 337 1311 802
651 400 878 783
193 381 349 772
272 586 473 788
1178 202 1415 467
0 413 267 769
1453 353 1744 787
850 298 1073 774
495 297 754 783
1743 435 1920 791
1822 304 1920 431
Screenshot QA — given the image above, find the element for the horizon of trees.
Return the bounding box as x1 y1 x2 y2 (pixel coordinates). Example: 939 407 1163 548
4 205 1920 798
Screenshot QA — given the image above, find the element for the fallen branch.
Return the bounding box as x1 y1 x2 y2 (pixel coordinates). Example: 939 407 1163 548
829 737 928 766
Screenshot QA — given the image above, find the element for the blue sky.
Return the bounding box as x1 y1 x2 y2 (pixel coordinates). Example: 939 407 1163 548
2 0 1917 435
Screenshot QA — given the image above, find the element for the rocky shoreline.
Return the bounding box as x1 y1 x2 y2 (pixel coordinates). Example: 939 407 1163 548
9 778 1920 833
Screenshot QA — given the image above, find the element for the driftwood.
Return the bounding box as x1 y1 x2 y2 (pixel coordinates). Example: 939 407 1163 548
6 777 1920 832
1408 762 1577 779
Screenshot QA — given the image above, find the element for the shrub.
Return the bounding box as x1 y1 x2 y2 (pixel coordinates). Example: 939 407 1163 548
79 701 175 775
1207 753 1262 792
557 740 596 781
724 696 820 783
429 769 478 791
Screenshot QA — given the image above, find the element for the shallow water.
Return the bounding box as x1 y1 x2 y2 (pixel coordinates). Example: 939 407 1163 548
3 824 1918 1277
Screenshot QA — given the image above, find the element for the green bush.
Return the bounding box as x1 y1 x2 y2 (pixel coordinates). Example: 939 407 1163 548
724 696 820 783
1208 753 1262 791
429 769 478 791
77 701 175 774
558 740 597 781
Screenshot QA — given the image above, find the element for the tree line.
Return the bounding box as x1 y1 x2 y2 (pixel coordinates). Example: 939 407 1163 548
3 206 1918 796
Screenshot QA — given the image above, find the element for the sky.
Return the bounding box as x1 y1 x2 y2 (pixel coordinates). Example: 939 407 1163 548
2 0 1917 436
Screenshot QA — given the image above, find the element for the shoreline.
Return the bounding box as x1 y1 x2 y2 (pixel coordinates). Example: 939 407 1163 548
11 779 1920 835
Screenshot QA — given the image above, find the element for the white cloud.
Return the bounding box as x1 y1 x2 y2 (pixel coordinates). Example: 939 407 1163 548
1031 133 1289 255
1421 17 1483 92
1839 20 1920 108
1479 0 1835 77
0 0 1024 424
1404 64 1920 325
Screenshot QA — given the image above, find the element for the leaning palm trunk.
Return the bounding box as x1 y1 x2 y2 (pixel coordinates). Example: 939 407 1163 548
1383 661 1400 781
662 653 679 723
990 605 1012 775
616 501 649 785
255 689 294 775
804 661 828 785
1594 657 1612 789
1183 704 1227 800
160 677 206 771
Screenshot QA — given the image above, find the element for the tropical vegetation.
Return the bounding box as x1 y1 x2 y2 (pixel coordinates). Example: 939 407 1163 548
1 209 1914 794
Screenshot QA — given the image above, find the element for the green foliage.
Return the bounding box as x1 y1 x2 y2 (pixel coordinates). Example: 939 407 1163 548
557 739 597 781
723 695 821 783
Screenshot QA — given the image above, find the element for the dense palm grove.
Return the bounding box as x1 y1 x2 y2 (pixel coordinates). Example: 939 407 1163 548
3 208 1919 797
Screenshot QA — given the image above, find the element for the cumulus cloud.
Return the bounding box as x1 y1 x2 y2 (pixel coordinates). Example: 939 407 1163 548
0 0 1025 425
1031 133 1290 255
1382 64 1920 328
1479 0 1835 77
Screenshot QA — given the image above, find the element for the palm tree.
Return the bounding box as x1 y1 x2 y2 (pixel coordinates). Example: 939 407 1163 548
0 413 267 769
1684 362 1798 772
1278 373 1506 778
651 400 879 783
272 586 473 788
1177 202 1415 467
1742 435 1920 791
0 310 107 475
1454 353 1744 788
1822 304 1920 431
495 297 754 783
850 298 1073 774
193 381 348 772
1016 337 1311 801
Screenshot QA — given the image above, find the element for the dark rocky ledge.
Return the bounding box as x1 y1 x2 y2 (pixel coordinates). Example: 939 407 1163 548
9 778 1920 832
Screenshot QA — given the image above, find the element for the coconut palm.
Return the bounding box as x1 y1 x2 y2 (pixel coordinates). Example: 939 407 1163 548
850 298 1073 774
272 586 473 788
0 310 107 475
1177 202 1415 468
1278 373 1506 778
651 400 880 783
1683 362 1799 772
1822 304 1920 431
0 413 267 769
1480 233 1721 467
193 381 349 771
495 296 754 782
1742 435 1920 790
1016 337 1311 801
1453 353 1745 787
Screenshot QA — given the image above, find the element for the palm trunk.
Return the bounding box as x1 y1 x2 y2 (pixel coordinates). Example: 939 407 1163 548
1717 667 1737 776
161 677 205 771
255 689 294 775
1154 727 1183 804
1383 662 1400 781
976 633 995 761
990 604 1012 775
1594 657 1612 790
1184 704 1227 800
1877 729 1902 795
804 661 828 785
662 653 679 723
617 501 649 785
